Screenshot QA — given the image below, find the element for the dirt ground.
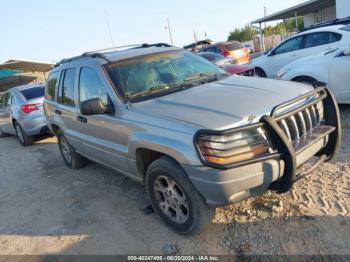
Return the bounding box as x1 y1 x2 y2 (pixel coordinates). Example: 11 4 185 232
0 106 349 255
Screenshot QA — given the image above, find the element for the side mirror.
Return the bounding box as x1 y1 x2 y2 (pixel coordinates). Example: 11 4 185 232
342 47 350 56
80 98 114 116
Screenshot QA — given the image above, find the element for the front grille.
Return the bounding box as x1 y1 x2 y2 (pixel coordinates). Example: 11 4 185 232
277 103 323 144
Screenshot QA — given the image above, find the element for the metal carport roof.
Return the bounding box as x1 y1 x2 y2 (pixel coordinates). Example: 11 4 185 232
252 0 336 24
0 60 53 72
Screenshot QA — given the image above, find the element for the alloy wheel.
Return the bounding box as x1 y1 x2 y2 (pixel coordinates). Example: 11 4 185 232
153 175 190 224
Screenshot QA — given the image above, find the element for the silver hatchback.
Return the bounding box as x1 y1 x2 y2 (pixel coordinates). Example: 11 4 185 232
0 84 49 146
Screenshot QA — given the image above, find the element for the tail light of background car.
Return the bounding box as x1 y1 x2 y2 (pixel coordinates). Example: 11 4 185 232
222 51 231 57
21 103 41 114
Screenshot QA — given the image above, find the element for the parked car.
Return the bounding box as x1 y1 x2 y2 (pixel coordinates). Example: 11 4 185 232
198 52 255 76
183 40 213 53
277 45 350 104
44 45 340 235
250 24 350 78
0 84 49 146
200 41 250 64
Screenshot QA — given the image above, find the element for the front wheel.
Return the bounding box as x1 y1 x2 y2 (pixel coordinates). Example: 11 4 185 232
14 122 33 146
145 156 215 235
254 68 267 78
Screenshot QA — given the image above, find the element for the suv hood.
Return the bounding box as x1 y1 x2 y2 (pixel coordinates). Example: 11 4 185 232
132 76 313 130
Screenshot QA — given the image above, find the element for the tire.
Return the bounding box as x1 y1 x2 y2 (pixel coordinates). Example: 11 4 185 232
14 121 33 146
254 68 267 78
293 76 318 87
145 156 215 235
57 131 87 169
0 127 8 138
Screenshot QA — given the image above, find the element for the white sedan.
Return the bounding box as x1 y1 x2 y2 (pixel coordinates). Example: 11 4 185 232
250 24 350 78
277 45 350 104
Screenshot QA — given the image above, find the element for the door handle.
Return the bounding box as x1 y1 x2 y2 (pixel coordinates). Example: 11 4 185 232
77 116 88 123
54 109 62 115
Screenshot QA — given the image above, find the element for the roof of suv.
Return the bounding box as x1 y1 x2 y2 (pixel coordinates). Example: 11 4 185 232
103 46 180 63
54 45 181 68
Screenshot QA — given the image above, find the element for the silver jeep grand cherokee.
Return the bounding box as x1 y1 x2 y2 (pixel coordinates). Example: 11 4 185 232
44 44 340 235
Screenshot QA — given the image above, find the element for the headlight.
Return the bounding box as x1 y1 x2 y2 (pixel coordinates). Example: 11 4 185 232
276 68 291 80
197 127 272 166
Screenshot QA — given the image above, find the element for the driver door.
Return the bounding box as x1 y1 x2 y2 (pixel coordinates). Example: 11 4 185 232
266 35 305 78
76 66 131 174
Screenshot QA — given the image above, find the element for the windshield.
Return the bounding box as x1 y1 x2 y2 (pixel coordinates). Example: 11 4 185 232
106 50 227 102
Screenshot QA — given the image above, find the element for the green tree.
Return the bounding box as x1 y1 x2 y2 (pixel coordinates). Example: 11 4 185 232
228 17 305 41
228 25 258 42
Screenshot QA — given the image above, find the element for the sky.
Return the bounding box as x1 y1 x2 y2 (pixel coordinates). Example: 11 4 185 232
0 0 306 63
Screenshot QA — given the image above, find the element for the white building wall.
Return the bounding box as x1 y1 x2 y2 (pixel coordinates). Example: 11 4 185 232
336 0 350 18
303 6 336 27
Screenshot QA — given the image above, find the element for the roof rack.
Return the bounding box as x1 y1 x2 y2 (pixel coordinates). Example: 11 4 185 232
300 16 350 33
55 43 173 67
83 42 172 55
54 53 110 67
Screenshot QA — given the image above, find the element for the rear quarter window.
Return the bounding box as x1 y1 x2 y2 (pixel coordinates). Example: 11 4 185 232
224 42 244 51
20 86 45 100
46 71 60 101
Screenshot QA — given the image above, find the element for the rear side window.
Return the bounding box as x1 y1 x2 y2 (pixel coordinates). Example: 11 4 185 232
304 32 342 48
224 42 243 51
46 71 60 101
20 86 44 100
59 68 76 106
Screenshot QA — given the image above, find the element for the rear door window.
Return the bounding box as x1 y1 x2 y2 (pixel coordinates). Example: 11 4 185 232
59 68 77 106
46 71 60 101
20 86 44 100
304 32 342 48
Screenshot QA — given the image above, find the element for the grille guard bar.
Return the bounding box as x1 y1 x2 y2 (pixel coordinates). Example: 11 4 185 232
262 87 341 193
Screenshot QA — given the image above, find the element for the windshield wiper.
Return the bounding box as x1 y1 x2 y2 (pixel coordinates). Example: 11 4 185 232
184 73 228 83
126 85 170 100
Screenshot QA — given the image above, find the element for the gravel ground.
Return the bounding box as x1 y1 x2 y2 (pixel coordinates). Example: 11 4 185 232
0 106 349 255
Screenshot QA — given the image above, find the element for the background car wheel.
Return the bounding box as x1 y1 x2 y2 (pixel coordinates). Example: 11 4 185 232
254 68 266 78
145 156 215 235
0 127 8 138
293 76 318 87
14 122 33 146
57 131 87 169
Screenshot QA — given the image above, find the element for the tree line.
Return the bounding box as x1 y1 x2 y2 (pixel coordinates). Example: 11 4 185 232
228 17 304 42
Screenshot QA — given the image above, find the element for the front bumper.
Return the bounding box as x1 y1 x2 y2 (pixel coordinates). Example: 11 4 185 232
185 87 341 207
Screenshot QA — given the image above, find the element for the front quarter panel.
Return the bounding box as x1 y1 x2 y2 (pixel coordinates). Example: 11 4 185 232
128 127 201 166
282 63 330 84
